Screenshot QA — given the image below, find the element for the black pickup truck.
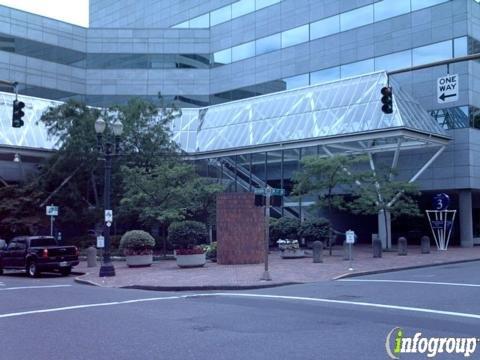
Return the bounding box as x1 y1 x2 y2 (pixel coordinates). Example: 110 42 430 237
0 236 79 277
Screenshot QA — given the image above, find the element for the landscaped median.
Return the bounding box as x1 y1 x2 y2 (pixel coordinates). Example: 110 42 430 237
74 245 480 290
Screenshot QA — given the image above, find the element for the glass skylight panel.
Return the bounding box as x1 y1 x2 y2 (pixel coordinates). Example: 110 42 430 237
310 15 340 40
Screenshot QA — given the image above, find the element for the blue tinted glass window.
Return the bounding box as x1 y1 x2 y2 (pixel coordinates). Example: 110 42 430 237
213 48 232 65
256 33 281 55
375 50 412 71
310 67 340 85
211 6 231 26
281 25 309 48
284 73 309 90
256 0 281 10
340 5 373 31
341 59 374 78
232 0 255 18
189 13 209 28
173 20 190 28
454 36 468 57
412 40 452 66
232 41 256 62
411 0 449 11
374 0 410 22
310 15 339 40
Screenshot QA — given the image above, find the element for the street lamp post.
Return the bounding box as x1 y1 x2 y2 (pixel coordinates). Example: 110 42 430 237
95 114 123 277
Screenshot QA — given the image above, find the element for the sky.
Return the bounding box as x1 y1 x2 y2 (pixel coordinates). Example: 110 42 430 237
0 0 89 27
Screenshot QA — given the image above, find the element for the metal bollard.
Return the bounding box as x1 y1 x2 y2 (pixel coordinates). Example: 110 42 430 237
372 239 382 258
421 236 431 254
313 241 323 263
87 245 97 267
398 237 408 256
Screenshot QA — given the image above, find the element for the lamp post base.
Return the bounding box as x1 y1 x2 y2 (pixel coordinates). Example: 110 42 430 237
260 270 272 281
99 263 116 277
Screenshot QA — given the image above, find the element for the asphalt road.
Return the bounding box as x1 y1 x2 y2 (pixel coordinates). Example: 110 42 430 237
0 262 479 360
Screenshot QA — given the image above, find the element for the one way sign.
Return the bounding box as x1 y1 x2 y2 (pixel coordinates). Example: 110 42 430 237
437 74 458 104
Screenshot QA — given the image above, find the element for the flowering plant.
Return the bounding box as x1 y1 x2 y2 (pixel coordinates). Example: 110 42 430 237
276 239 300 251
176 246 204 255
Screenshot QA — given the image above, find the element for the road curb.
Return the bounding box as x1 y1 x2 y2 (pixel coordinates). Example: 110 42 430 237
332 258 480 280
74 276 300 291
120 282 301 292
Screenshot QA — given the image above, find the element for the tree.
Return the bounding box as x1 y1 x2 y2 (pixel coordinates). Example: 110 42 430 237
293 154 364 254
348 168 421 248
35 97 180 236
293 154 421 250
119 161 223 254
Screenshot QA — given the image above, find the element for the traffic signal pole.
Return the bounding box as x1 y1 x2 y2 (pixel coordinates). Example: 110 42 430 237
386 53 480 77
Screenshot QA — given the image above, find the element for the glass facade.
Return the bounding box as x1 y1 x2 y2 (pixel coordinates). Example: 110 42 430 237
210 0 451 65
0 34 85 67
172 0 282 29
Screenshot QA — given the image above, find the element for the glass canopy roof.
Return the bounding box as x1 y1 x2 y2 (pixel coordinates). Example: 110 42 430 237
171 71 448 154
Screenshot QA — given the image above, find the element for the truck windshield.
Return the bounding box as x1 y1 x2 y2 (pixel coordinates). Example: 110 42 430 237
30 238 58 247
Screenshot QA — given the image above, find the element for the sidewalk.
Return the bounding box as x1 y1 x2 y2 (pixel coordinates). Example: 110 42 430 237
75 245 480 290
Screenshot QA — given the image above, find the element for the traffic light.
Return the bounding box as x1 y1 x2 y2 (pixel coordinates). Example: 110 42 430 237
12 100 25 128
380 86 393 114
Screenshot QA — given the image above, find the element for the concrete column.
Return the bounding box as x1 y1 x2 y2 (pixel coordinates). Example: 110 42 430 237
459 190 474 248
378 210 391 249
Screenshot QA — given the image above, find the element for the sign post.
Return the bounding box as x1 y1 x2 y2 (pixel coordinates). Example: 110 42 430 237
426 193 456 250
45 204 58 237
437 74 458 104
255 186 285 281
345 230 355 271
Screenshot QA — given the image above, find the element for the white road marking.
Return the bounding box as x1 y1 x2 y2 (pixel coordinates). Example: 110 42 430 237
338 279 480 288
0 292 480 321
0 285 72 291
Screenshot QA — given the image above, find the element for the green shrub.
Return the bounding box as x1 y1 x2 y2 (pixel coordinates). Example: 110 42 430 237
270 217 300 241
168 221 207 249
298 218 330 242
119 230 156 255
201 242 217 261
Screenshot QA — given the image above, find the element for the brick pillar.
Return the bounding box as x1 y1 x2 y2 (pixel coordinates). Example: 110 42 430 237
217 192 265 264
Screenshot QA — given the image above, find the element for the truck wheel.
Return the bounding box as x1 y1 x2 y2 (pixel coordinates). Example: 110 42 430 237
0 268 3 275
60 267 71 276
26 260 40 277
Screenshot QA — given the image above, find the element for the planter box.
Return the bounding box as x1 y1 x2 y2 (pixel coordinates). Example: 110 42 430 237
176 253 206 268
126 254 153 267
281 249 305 259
